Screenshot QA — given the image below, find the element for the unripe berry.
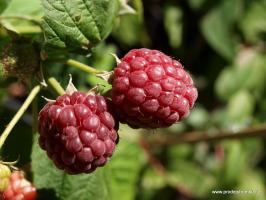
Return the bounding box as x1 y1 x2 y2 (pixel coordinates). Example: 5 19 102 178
2 171 36 200
0 164 11 192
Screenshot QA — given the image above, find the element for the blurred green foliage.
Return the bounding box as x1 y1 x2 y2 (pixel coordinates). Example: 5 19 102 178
1 0 266 200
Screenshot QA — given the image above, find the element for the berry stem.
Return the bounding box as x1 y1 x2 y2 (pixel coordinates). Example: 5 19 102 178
47 77 65 96
32 97 38 134
66 59 102 75
152 124 266 145
30 81 38 134
0 85 41 149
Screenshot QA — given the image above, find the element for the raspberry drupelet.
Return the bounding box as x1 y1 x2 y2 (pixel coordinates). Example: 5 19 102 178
111 48 198 129
2 171 36 200
38 92 118 174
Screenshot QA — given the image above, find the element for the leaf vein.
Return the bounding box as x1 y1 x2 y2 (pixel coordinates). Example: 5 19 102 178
81 0 101 40
60 0 88 43
43 19 65 46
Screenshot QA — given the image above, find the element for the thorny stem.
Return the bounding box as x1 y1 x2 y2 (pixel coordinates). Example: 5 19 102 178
152 124 266 146
0 85 41 149
66 59 102 75
139 138 193 198
47 77 65 96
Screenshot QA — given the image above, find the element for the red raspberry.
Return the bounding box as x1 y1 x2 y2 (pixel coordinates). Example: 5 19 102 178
2 171 36 200
38 92 118 174
0 164 11 192
111 48 197 128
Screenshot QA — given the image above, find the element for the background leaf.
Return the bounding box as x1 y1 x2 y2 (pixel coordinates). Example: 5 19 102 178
105 139 145 200
0 0 42 34
112 0 149 47
164 6 182 49
200 0 240 60
240 0 266 43
227 90 254 122
0 0 10 14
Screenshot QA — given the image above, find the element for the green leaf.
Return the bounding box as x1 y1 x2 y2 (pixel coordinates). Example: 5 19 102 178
200 0 241 60
41 0 119 51
141 169 166 191
215 50 266 101
215 67 240 101
90 44 116 71
240 0 266 43
164 6 182 48
32 133 144 200
0 0 43 34
168 144 194 160
86 43 116 90
166 144 216 197
31 135 110 200
0 0 10 14
112 0 149 46
221 141 246 184
188 0 206 10
168 159 216 197
235 51 266 99
227 90 254 122
186 106 210 130
235 171 266 200
105 140 145 200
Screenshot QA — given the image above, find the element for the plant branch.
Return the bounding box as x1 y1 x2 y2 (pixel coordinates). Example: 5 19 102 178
66 59 101 75
152 124 266 146
47 77 65 96
0 85 41 149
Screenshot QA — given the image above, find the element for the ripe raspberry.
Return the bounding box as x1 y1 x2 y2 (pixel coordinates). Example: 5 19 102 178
0 164 11 192
38 92 118 174
2 171 36 200
111 48 198 128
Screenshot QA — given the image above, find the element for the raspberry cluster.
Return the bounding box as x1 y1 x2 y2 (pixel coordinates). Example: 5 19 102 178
38 92 118 174
2 171 36 200
0 164 11 192
111 48 198 128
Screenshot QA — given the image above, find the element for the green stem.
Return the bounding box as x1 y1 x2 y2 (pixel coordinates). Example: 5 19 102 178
29 80 38 134
47 77 65 96
66 59 101 75
31 86 38 134
32 98 38 134
0 85 41 149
